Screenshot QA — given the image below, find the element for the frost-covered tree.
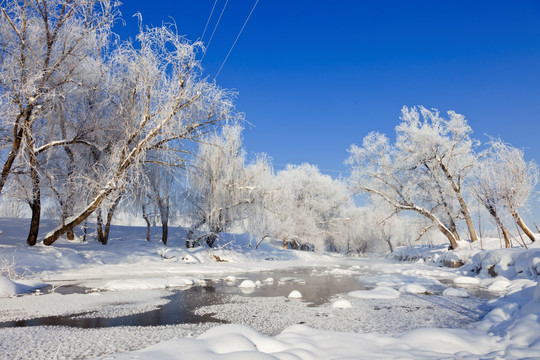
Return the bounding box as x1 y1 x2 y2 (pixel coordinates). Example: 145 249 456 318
138 154 184 245
0 0 117 245
469 152 511 248
185 124 254 248
42 24 236 245
347 131 461 249
347 106 486 249
472 139 538 243
251 163 352 252
396 106 479 242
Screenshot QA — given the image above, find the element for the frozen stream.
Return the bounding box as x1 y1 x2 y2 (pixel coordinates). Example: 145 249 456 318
0 265 489 333
0 261 493 359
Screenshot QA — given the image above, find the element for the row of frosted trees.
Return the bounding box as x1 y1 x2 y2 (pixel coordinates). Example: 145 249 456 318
346 106 538 249
0 1 537 251
0 0 236 246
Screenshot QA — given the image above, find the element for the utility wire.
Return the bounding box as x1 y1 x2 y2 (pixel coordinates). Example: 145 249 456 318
201 0 219 42
202 0 229 61
215 0 260 79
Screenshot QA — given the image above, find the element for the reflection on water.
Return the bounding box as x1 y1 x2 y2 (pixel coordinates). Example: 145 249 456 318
0 285 225 328
0 266 490 329
0 267 367 329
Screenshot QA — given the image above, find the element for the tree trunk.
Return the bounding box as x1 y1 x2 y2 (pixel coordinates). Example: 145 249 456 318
439 162 478 242
161 220 168 245
436 223 459 250
512 211 536 242
385 237 394 253
485 205 511 248
96 209 104 243
101 195 122 245
462 204 479 242
143 213 151 242
499 222 511 249
158 196 169 245
420 210 459 249
26 159 41 246
26 190 41 246
0 125 24 198
82 219 88 242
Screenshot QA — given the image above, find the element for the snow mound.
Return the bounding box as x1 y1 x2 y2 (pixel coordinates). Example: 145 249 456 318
288 290 302 299
487 280 511 292
238 280 257 288
332 299 352 308
106 323 505 360
443 288 469 297
225 276 237 283
0 276 17 297
399 284 428 294
348 286 400 299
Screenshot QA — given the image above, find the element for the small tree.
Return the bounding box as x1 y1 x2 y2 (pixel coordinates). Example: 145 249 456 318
253 163 352 252
474 139 538 242
185 124 254 248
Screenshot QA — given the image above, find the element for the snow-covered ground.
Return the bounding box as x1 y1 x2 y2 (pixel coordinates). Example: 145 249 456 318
0 218 539 359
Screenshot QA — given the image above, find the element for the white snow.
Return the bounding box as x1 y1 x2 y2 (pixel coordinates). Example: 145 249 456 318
399 283 428 294
0 276 17 297
348 286 400 299
238 280 257 288
454 276 480 285
443 287 470 297
332 299 352 308
0 219 539 359
287 290 302 298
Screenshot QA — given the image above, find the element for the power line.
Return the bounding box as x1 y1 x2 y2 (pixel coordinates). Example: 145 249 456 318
202 0 229 61
201 0 218 42
215 0 259 79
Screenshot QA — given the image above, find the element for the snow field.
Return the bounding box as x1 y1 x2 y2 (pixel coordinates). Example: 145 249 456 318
1 219 540 359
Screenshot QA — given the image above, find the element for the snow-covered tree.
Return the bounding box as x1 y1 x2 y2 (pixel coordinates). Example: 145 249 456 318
347 106 486 249
469 151 512 247
251 163 352 252
42 24 236 245
346 131 461 249
185 124 254 248
0 0 117 245
396 106 479 242
472 139 538 243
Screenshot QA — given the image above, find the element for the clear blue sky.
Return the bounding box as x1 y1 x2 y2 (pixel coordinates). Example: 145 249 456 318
119 1 540 179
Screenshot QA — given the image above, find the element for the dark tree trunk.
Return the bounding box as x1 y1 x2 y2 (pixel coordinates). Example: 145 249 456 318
96 209 104 243
143 213 151 241
99 195 122 245
26 161 41 246
161 220 168 245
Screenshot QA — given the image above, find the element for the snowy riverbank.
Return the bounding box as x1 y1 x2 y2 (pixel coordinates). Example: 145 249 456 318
0 219 539 359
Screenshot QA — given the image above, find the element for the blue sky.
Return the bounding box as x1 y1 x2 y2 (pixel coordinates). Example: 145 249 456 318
119 1 540 178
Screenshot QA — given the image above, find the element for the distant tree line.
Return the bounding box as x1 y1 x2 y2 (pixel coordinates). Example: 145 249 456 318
0 1 537 251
